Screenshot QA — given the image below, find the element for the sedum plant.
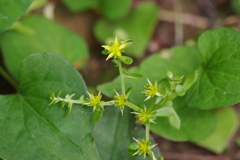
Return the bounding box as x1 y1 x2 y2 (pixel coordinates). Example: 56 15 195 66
49 37 196 160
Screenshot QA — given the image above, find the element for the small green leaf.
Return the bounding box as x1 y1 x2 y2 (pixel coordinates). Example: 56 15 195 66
123 68 143 79
102 49 109 55
175 85 185 96
174 75 184 80
123 39 133 43
92 111 104 123
168 107 181 129
128 143 139 150
196 107 238 153
166 70 173 79
183 70 198 91
126 87 132 97
155 106 173 117
120 56 133 65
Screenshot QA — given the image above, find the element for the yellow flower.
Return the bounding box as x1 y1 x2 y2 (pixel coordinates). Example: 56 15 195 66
142 78 163 101
85 91 103 112
113 91 127 114
131 106 156 124
131 138 157 159
102 37 131 61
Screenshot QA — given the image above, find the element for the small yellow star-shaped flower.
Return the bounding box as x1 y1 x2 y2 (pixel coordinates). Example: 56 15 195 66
142 78 163 101
101 37 131 61
85 91 103 112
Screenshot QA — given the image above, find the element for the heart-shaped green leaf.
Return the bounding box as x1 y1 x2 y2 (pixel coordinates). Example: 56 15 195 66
62 0 98 12
196 107 238 153
99 0 132 20
186 28 240 109
0 53 99 160
98 46 215 141
0 0 33 33
92 106 161 160
94 2 158 57
0 15 89 80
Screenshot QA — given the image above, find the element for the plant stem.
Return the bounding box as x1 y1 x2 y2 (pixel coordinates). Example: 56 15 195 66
126 101 141 111
148 96 157 113
145 123 150 141
174 0 183 45
0 66 19 91
118 59 125 96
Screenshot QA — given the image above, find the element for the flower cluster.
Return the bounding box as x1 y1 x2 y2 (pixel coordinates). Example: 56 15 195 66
128 138 157 159
142 78 163 101
132 106 156 124
113 90 128 115
85 91 104 112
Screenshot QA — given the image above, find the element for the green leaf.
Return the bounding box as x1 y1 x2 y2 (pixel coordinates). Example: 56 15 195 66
168 107 180 129
92 106 161 160
175 84 185 96
166 70 173 79
0 53 99 159
92 111 104 123
62 0 98 12
27 0 47 13
196 107 238 153
101 49 109 55
94 2 158 57
186 28 240 109
123 68 143 79
182 70 198 91
231 0 240 14
99 0 132 20
150 97 214 142
120 56 133 65
155 106 173 117
98 46 216 141
0 0 33 33
0 15 88 80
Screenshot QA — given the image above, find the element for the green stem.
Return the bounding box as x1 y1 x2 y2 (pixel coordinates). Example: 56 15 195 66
118 59 125 96
145 123 150 141
148 96 157 113
0 66 19 91
126 101 141 111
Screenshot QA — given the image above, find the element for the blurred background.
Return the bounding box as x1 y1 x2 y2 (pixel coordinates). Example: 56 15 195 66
1 0 240 159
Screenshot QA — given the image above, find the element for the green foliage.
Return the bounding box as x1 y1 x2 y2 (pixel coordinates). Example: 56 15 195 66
186 28 240 109
92 107 161 160
231 0 240 14
150 97 214 142
0 0 33 33
99 0 132 20
0 53 99 159
0 15 88 80
196 107 238 153
98 46 215 141
98 46 202 103
94 2 158 57
62 0 98 12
